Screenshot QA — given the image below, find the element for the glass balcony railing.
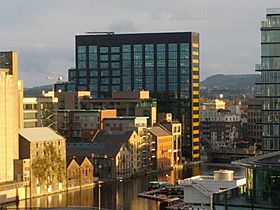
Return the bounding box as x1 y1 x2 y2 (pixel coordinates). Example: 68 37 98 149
261 20 280 28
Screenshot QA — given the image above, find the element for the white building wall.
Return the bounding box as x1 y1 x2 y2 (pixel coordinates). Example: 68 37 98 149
0 69 19 182
184 185 209 204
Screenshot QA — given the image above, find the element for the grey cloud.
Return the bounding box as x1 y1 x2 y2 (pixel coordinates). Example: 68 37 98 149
0 0 280 87
109 18 137 33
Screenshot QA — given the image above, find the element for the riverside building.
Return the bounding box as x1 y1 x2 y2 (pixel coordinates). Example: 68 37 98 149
55 32 200 161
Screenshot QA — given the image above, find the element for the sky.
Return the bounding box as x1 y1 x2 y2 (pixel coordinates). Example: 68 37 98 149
1 0 279 87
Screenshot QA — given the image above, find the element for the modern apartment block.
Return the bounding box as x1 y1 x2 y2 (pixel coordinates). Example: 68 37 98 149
256 8 280 152
80 90 157 126
0 51 23 183
57 109 116 141
23 92 58 129
56 32 200 161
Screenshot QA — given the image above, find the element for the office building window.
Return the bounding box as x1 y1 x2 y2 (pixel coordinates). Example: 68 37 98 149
100 47 108 53
111 46 120 53
77 46 86 69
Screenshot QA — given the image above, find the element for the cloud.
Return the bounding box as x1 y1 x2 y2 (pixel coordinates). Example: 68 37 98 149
109 18 137 33
0 0 279 87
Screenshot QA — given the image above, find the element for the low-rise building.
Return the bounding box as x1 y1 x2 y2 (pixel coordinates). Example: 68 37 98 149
56 109 116 142
158 113 183 166
81 91 157 126
67 131 140 180
200 108 241 150
17 127 66 197
23 91 58 129
148 126 174 170
179 170 246 210
103 116 152 172
55 91 91 110
66 157 93 189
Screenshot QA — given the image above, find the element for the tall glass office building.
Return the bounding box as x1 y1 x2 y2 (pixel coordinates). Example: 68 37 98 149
56 32 200 161
256 9 280 152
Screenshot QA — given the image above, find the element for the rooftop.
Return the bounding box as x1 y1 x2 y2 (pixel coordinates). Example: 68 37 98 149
19 127 64 143
67 131 135 158
104 116 149 120
148 126 172 137
232 151 280 171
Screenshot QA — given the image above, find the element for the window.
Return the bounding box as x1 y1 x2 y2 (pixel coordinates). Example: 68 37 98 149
100 47 108 53
122 45 131 53
111 46 120 53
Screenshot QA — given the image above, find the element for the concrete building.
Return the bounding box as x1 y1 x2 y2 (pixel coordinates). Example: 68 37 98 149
80 90 157 126
55 32 200 161
55 91 91 110
201 99 226 110
23 97 38 128
18 127 66 197
57 109 116 142
200 108 241 150
148 126 174 170
23 91 58 129
179 170 246 210
37 92 58 129
256 8 280 152
0 51 23 183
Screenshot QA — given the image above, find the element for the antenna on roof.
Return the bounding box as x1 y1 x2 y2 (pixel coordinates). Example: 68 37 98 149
84 32 115 35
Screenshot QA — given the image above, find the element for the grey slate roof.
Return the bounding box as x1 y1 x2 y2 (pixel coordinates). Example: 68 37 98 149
19 127 65 142
67 131 134 159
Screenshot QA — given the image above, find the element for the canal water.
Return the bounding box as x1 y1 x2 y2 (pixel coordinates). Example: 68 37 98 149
3 163 245 210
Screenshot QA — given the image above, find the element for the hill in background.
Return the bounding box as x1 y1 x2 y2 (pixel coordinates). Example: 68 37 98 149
23 74 260 98
201 74 260 90
24 84 53 97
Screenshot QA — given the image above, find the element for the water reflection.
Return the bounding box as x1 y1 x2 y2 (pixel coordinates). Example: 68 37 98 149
2 164 244 210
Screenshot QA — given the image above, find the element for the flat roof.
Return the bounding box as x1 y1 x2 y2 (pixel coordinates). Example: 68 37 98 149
19 127 65 142
232 151 280 171
104 116 149 120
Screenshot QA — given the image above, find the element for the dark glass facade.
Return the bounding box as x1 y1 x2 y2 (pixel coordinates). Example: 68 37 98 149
213 168 280 209
256 9 280 152
57 32 200 161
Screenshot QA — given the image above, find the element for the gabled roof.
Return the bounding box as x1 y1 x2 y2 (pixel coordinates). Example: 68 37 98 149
93 130 134 144
67 131 134 159
148 126 172 137
67 158 79 168
19 127 65 143
232 151 280 171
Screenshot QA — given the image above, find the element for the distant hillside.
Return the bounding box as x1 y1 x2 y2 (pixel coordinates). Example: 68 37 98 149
24 85 53 97
201 74 260 90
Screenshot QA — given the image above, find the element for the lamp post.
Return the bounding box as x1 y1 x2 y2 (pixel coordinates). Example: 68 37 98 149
98 180 104 210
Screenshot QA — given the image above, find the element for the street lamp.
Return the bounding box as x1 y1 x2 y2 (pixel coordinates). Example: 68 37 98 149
98 180 104 210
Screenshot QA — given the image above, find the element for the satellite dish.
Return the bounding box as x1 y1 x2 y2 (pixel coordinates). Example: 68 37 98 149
219 94 224 99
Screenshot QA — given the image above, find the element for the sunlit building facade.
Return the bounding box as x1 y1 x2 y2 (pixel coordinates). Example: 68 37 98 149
0 51 22 182
256 8 280 152
58 32 200 160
